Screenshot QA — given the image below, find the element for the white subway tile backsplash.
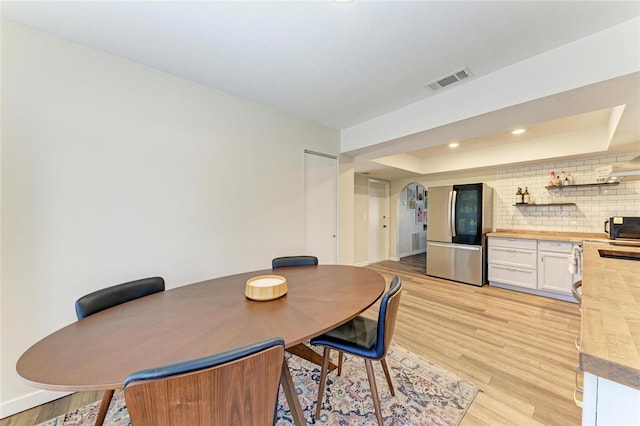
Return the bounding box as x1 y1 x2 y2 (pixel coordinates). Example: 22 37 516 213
494 153 639 233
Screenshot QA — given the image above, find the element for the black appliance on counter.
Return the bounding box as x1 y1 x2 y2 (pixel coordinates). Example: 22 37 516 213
604 216 640 240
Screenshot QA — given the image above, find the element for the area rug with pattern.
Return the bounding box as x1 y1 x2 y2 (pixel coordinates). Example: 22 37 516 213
38 342 480 425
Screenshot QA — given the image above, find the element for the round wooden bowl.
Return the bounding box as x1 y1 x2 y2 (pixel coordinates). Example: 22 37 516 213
245 275 288 301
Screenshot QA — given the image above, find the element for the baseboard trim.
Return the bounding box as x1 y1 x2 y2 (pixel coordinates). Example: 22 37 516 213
489 281 578 303
399 250 426 258
1 389 71 419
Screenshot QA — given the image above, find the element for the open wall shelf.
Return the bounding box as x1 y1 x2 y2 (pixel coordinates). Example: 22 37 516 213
513 202 576 207
545 182 619 190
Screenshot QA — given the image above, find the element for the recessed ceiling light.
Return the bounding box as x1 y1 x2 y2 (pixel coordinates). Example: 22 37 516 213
512 128 526 135
448 142 459 148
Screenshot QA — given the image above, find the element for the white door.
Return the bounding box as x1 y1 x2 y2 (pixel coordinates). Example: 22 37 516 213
368 180 389 264
304 151 337 264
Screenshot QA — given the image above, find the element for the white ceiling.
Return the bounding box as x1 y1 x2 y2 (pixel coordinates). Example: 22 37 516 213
2 1 640 180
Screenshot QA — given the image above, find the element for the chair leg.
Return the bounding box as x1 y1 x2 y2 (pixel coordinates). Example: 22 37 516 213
364 359 384 425
94 389 114 426
315 347 332 421
380 357 395 396
337 351 344 376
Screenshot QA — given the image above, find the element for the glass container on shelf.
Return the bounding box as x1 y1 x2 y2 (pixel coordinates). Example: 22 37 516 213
515 187 523 204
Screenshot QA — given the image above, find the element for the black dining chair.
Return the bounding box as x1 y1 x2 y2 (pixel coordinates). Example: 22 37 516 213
311 275 403 425
272 255 318 269
75 276 165 319
74 276 165 426
123 337 285 426
272 255 330 367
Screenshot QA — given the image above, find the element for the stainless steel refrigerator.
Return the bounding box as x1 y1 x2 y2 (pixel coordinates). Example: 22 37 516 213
426 183 493 286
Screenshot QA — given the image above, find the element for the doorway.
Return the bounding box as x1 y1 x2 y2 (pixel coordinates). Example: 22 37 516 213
398 183 427 270
368 180 389 264
304 150 337 264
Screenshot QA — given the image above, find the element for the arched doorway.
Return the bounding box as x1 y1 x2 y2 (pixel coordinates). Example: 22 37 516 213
398 183 427 259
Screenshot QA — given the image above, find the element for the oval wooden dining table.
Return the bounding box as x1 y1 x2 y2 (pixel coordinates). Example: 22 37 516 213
17 265 386 426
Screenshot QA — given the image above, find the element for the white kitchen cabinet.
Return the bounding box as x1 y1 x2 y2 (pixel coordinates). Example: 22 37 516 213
538 240 581 294
488 237 579 302
582 372 640 425
488 238 537 289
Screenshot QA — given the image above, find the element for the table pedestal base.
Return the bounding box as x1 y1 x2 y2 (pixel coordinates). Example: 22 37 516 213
287 343 337 371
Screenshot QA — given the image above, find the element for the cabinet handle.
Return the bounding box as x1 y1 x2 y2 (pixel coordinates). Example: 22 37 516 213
573 389 583 408
491 264 535 274
574 367 584 408
575 337 580 351
494 248 531 254
492 265 532 273
572 280 582 304
575 367 583 391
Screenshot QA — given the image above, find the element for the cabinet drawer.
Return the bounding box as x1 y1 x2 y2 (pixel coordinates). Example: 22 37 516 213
538 240 573 253
488 246 537 268
488 264 537 289
489 237 537 250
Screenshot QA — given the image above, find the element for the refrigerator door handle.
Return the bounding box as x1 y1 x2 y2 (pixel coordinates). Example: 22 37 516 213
450 190 457 238
428 242 481 251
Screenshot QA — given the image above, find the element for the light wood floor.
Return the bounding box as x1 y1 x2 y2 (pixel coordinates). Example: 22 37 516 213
371 253 582 426
1 253 582 425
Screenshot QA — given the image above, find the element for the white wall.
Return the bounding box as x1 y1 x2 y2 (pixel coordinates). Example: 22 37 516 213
495 153 640 232
338 163 355 265
1 20 339 415
353 175 370 266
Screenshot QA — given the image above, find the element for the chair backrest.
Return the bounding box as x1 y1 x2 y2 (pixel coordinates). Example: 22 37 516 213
272 255 318 269
375 276 403 358
123 337 285 426
75 277 165 319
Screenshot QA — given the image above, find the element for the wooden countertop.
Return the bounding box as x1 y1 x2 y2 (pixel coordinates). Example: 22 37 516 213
487 229 609 243
579 241 640 389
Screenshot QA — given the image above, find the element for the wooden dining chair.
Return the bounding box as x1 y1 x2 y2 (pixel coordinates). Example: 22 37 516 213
311 275 403 425
74 276 165 426
272 255 318 268
123 337 285 426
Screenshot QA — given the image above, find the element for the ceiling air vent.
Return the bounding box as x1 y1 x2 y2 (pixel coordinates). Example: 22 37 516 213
426 67 474 92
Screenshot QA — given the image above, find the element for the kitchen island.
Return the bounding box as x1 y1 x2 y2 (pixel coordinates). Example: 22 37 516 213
579 241 640 425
